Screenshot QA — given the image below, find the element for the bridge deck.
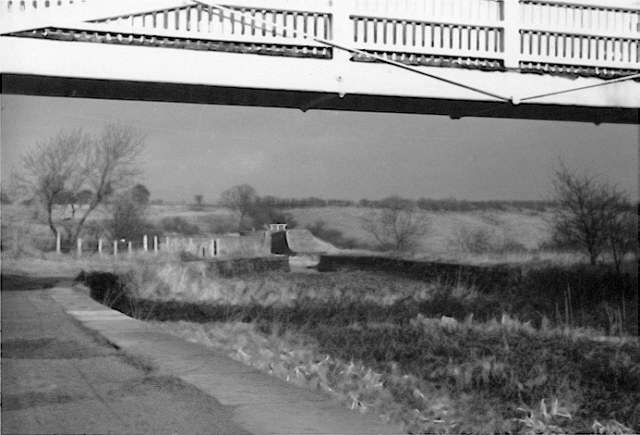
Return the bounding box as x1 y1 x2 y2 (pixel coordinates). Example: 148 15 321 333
1 0 638 123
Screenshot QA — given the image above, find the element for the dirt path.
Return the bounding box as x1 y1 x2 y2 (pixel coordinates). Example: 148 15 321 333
1 276 252 435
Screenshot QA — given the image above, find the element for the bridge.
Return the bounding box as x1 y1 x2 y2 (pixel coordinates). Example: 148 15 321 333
1 0 638 123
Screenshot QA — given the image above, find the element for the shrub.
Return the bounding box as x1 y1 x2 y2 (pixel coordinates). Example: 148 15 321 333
454 226 497 254
160 216 201 235
110 194 157 242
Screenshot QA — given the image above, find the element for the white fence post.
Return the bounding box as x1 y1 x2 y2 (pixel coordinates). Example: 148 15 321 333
154 236 158 255
128 241 133 256
165 236 170 250
56 231 61 253
210 239 215 257
98 238 103 257
143 235 148 252
114 240 118 259
76 238 82 258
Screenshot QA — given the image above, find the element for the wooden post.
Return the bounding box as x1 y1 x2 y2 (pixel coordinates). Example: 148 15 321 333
215 239 218 256
113 240 118 259
154 236 158 255
128 241 133 256
143 235 148 252
210 239 215 257
165 236 170 250
98 238 103 257
76 238 82 258
56 231 61 253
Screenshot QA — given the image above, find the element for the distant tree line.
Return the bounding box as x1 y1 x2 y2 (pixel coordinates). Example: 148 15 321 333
253 195 558 212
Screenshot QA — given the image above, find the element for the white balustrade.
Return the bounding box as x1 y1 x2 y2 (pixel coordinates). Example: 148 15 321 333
1 0 638 74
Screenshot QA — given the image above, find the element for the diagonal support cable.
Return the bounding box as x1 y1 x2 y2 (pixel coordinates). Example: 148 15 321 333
518 73 640 104
191 0 511 102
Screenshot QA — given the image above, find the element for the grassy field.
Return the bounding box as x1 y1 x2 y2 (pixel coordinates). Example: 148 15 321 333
3 202 638 433
76 257 639 435
2 203 554 260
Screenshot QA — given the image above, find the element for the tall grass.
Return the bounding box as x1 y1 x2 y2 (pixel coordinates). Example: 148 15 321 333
81 261 639 434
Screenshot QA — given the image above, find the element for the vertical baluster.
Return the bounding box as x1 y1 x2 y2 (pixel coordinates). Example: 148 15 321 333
238 9 245 36
281 12 288 38
487 27 495 53
469 26 477 52
548 32 555 59
424 23 432 48
273 11 278 37
581 35 588 60
250 9 256 36
460 26 468 52
452 24 459 50
229 9 236 35
479 25 486 52
324 13 330 40
394 20 400 46
173 7 179 31
353 17 360 42
411 21 417 47
365 18 372 44
188 6 195 32
299 12 306 39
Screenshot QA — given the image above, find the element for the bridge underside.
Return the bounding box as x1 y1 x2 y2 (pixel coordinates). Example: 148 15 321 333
3 73 636 124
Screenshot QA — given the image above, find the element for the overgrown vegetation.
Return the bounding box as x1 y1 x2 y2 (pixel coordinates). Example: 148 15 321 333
82 260 639 434
360 197 431 255
9 123 146 246
550 162 636 272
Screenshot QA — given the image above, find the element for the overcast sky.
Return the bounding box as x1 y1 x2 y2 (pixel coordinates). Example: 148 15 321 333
1 93 638 203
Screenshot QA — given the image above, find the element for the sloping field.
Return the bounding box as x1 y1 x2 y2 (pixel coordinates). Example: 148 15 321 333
287 206 552 257
286 229 337 254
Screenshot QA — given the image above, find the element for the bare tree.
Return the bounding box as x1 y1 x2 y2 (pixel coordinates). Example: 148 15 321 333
194 194 204 207
219 184 257 231
12 129 90 237
550 162 633 268
12 123 146 245
360 196 431 255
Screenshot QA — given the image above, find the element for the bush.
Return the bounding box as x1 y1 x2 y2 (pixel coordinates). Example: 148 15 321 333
110 194 157 242
454 226 497 253
198 215 235 234
160 216 201 235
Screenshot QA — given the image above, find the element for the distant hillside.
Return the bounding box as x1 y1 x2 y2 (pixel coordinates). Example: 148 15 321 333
287 206 552 259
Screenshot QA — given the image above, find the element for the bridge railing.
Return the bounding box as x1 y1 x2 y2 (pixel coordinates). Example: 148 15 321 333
2 0 638 74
